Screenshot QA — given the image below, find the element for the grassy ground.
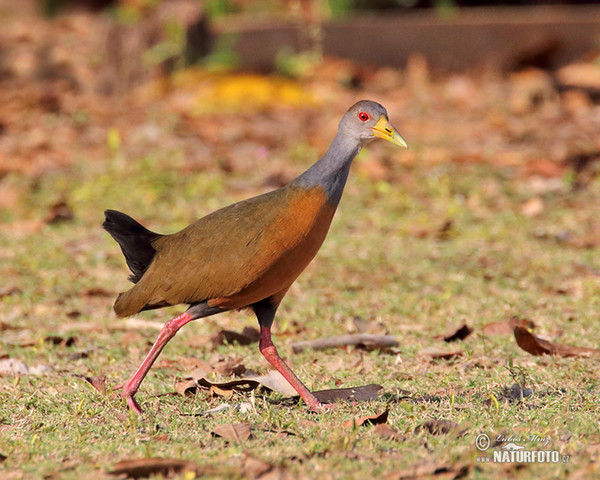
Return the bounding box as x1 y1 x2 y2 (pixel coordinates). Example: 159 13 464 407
2 139 600 479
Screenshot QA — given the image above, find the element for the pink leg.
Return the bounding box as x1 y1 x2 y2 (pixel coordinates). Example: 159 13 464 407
116 311 194 414
259 326 332 411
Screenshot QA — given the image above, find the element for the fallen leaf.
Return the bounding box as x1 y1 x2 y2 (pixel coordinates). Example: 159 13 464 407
435 323 473 342
175 376 259 397
343 409 388 428
83 375 106 395
44 200 74 224
291 334 398 353
242 455 273 479
82 287 114 297
514 326 600 358
313 384 384 404
175 378 199 397
481 317 535 336
212 326 260 346
245 370 297 396
414 420 468 437
109 458 199 478
420 347 464 361
44 335 76 347
0 357 29 376
212 422 252 442
210 385 235 398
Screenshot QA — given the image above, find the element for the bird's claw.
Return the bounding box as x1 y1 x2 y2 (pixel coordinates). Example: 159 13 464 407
112 382 143 414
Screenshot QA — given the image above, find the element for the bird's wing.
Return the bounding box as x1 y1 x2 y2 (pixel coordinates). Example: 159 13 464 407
113 184 331 316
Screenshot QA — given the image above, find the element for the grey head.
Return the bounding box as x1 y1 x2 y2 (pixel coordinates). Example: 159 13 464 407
293 99 407 206
338 100 407 148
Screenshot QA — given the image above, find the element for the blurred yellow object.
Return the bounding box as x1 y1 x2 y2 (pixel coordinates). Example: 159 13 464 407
142 67 317 114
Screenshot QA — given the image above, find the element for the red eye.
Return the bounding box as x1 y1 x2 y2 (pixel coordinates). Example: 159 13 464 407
358 111 370 122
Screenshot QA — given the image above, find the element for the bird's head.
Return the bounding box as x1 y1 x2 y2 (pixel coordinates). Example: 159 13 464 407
340 100 407 149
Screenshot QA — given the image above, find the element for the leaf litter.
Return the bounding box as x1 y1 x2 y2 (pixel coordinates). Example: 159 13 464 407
514 325 600 358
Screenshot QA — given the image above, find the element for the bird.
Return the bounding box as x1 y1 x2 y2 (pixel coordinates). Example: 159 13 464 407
103 100 407 414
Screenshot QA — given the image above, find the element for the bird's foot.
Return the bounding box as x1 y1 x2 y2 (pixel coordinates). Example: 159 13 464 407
122 391 143 415
112 382 143 414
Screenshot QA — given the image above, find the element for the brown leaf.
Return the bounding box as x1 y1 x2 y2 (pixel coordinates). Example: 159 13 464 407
242 455 273 479
414 420 468 437
109 458 199 478
343 409 388 428
44 335 76 347
514 326 600 358
291 334 398 353
83 375 106 395
175 374 260 397
210 385 235 398
481 317 535 336
44 200 74 225
313 384 384 404
244 370 297 396
82 287 114 297
0 453 6 463
212 422 252 442
435 323 473 342
420 347 464 361
212 326 260 346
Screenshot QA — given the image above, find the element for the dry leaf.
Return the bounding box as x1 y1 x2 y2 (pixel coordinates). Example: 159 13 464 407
435 323 473 342
212 422 252 442
343 409 388 428
175 376 259 397
242 455 273 479
44 200 74 224
210 385 235 398
82 287 114 297
420 347 464 361
291 334 398 353
109 458 199 478
313 384 383 404
481 317 535 336
0 358 29 376
514 326 600 358
83 375 106 395
245 370 297 396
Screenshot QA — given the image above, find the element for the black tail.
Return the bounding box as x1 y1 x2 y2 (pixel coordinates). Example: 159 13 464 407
103 209 162 283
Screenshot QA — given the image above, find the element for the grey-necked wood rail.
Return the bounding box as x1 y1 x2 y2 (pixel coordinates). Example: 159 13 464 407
104 100 407 413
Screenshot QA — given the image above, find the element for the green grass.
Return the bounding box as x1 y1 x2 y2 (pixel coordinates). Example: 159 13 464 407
1 146 600 479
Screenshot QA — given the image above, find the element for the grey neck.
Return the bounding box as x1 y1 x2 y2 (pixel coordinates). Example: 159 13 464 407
292 132 362 207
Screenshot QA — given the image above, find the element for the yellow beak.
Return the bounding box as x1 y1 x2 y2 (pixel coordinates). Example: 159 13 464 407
372 115 408 148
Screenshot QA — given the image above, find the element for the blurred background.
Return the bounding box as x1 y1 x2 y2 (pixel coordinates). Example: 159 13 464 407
1 0 600 227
